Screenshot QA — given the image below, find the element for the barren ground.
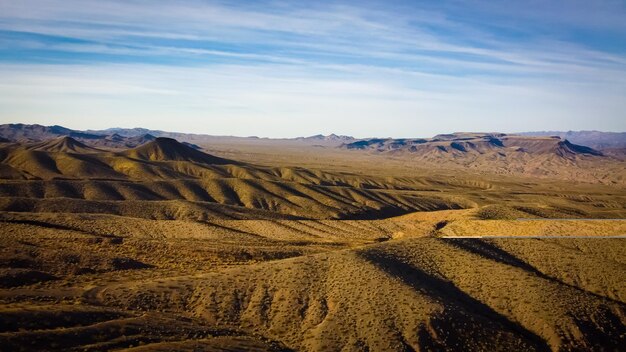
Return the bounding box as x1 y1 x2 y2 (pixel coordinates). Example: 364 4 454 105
0 139 625 351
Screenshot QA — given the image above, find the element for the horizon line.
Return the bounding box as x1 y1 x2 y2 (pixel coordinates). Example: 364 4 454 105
1 122 625 140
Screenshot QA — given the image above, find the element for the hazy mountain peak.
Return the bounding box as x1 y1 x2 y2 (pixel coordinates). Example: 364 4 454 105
297 133 355 142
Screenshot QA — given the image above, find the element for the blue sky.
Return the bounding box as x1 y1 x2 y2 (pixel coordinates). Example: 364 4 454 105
0 0 624 137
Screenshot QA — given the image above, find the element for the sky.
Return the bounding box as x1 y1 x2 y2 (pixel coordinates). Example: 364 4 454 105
0 0 625 138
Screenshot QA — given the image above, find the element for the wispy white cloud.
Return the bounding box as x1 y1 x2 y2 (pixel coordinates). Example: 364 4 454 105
0 0 624 135
0 62 623 137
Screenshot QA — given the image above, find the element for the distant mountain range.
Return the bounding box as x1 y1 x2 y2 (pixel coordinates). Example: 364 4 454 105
341 132 604 156
0 124 157 149
338 132 626 181
0 124 356 147
295 134 355 142
0 124 624 184
517 131 626 150
1 123 625 152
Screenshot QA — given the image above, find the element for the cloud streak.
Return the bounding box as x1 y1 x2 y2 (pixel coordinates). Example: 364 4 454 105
0 0 624 136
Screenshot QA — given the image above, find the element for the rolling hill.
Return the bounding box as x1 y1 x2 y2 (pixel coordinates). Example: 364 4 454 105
0 137 476 219
2 125 624 184
1 135 624 220
0 212 624 351
122 137 234 164
0 129 625 351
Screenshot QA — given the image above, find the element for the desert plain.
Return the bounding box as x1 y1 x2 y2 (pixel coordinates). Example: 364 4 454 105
0 126 625 351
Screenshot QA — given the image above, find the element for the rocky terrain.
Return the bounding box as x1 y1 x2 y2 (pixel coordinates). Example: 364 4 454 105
0 127 625 351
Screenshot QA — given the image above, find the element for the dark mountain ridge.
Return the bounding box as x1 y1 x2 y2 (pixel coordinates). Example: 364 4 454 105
0 124 163 149
0 124 357 147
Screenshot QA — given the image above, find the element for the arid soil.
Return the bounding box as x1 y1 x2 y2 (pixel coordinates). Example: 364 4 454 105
0 135 625 351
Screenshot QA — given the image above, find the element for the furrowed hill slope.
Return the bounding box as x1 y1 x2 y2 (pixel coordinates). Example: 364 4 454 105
1 212 623 351
0 132 625 350
1 136 625 220
97 237 626 351
0 138 474 219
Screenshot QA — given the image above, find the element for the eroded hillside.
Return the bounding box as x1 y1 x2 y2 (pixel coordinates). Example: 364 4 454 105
0 211 625 351
1 137 625 221
0 135 625 351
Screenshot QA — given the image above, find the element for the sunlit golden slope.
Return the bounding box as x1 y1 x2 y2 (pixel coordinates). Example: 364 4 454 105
1 137 625 220
0 138 473 219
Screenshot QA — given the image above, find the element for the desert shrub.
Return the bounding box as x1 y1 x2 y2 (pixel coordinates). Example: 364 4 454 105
476 205 520 220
